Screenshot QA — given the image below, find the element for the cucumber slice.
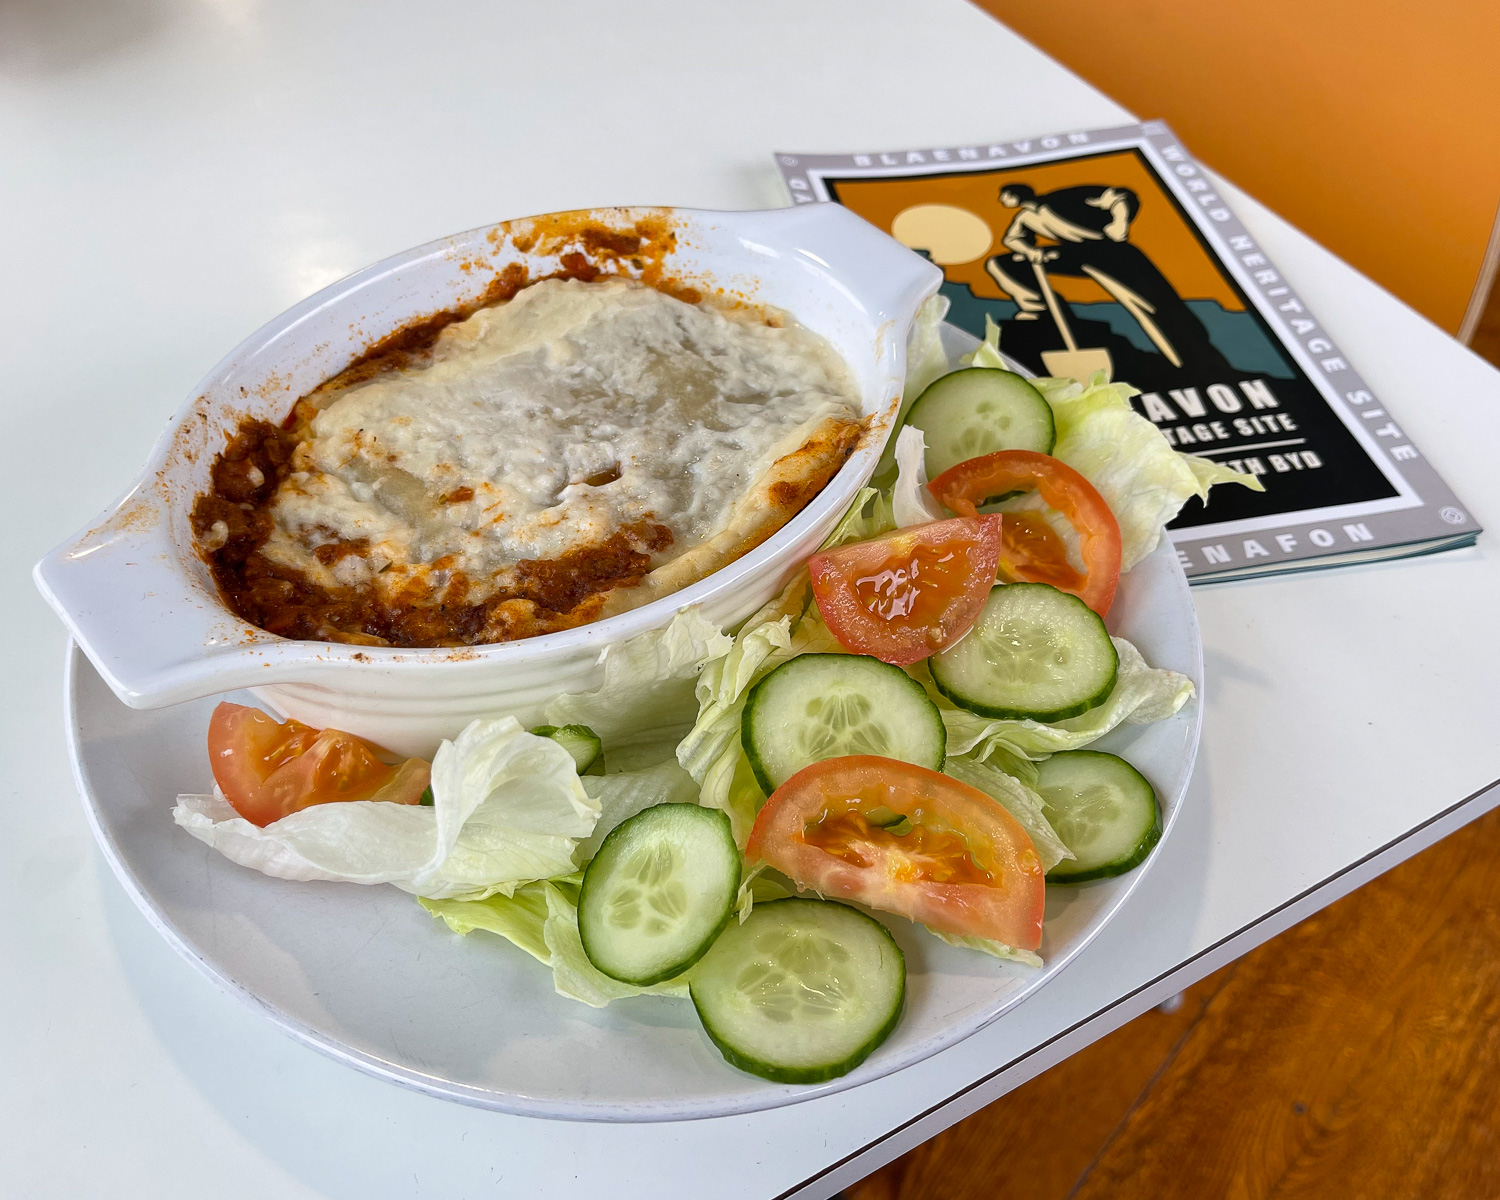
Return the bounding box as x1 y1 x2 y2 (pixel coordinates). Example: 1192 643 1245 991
1035 751 1161 882
905 367 1056 478
930 583 1117 722
690 898 905 1083
742 654 946 793
578 804 739 985
531 723 605 776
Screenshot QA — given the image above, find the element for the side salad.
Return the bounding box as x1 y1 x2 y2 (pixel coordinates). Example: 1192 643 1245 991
175 299 1259 1084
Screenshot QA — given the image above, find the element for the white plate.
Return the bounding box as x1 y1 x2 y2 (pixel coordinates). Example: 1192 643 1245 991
63 329 1203 1122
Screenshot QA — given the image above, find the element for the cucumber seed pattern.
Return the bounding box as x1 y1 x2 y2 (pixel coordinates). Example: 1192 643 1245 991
951 400 1017 460
980 614 1075 686
605 844 689 936
1040 782 1116 850
735 927 853 1024
798 690 901 760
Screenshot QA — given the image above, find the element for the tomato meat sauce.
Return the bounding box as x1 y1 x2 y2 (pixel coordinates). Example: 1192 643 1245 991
191 416 676 649
748 756 1046 950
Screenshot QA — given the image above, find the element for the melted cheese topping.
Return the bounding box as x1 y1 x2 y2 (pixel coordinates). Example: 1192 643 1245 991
260 278 860 600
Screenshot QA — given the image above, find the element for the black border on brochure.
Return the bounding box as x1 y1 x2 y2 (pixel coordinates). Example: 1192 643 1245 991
781 772 1500 1200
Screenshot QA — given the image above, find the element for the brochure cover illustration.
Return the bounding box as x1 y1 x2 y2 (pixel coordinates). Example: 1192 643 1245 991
776 122 1478 582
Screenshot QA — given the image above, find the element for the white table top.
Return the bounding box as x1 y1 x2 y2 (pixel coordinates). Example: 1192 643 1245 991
4 2 1499 1196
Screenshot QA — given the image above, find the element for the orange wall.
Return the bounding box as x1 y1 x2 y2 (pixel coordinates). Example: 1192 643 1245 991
974 0 1500 335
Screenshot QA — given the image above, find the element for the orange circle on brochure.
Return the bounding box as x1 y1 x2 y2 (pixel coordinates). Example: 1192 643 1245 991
890 204 993 265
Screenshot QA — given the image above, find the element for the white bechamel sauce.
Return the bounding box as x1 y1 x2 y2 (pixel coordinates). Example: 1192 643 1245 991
261 277 859 597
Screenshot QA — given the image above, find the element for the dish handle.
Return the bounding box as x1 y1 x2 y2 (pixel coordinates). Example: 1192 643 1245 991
33 477 272 709
726 201 943 342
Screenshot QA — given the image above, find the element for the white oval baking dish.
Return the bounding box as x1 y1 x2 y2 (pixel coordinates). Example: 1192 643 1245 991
35 205 941 755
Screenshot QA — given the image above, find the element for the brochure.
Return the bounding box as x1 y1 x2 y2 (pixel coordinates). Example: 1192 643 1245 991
775 122 1479 582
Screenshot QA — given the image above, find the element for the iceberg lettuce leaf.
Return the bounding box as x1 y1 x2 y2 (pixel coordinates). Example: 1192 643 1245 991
961 313 1007 369
174 790 446 888
698 742 767 848
425 717 598 895
941 754 1072 871
731 861 792 924
905 292 954 401
173 716 599 900
577 759 700 861
675 610 795 786
677 578 849 844
1034 374 1263 570
928 928 1042 968
541 881 691 1006
419 876 690 1007
892 426 949 528
543 608 732 769
420 882 552 963
822 486 896 550
1182 451 1262 496
931 637 1194 761
872 293 951 488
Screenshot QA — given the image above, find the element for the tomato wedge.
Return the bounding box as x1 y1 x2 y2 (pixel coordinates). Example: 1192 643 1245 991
207 702 431 827
928 450 1122 617
746 755 1045 950
807 515 1005 666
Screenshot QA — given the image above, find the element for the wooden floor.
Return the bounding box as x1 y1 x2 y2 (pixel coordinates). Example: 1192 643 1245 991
844 285 1500 1200
846 803 1500 1200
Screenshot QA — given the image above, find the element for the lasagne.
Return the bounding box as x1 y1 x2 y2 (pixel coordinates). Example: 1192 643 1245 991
192 276 863 647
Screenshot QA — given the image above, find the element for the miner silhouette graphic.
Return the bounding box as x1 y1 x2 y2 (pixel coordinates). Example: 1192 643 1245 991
985 182 1229 375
